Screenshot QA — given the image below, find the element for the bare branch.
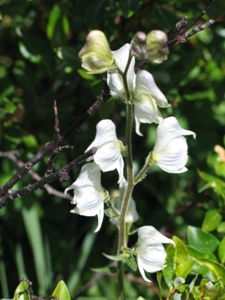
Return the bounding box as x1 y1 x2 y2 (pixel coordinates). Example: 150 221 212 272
0 148 97 208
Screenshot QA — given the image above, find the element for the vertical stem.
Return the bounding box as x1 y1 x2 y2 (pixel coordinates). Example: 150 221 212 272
117 50 134 300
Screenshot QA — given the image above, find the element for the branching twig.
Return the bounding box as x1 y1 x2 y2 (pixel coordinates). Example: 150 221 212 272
167 0 217 47
0 80 110 201
0 148 97 208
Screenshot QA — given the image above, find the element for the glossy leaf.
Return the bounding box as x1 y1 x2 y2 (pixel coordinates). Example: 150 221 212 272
176 260 195 279
202 209 222 232
187 226 220 253
52 280 71 300
217 222 225 233
197 259 225 284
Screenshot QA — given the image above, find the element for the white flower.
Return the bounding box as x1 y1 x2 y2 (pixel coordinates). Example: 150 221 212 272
136 226 175 282
107 44 135 100
85 119 124 183
152 117 196 173
64 163 108 233
133 70 170 136
110 179 139 226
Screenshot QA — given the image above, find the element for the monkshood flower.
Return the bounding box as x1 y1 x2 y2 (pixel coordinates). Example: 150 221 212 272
78 30 114 74
135 226 175 282
133 70 170 136
151 117 196 173
64 163 109 233
110 179 139 226
85 119 124 183
107 43 135 100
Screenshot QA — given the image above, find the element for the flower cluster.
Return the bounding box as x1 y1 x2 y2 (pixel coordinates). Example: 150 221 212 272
65 30 195 282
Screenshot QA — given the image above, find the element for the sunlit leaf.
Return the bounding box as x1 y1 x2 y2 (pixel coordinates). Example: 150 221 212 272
52 280 71 300
176 260 195 279
198 170 225 200
13 281 30 300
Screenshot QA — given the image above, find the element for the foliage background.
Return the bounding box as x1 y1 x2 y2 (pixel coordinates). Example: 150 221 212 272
0 0 225 299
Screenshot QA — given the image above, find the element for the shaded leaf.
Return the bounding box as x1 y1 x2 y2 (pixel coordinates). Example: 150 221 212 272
119 0 143 18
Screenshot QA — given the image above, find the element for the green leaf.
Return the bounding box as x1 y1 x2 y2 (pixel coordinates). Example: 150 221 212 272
163 243 175 288
19 40 42 63
47 6 70 47
202 209 222 232
217 222 225 233
119 0 143 18
176 260 195 279
187 226 220 253
173 236 189 264
198 170 225 200
218 237 225 263
103 253 125 261
197 259 225 284
13 281 30 300
52 280 71 300
56 46 79 67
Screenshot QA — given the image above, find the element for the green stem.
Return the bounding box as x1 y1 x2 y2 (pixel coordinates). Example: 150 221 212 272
117 50 134 300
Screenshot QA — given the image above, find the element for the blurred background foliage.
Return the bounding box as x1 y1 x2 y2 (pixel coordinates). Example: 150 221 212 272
0 0 225 299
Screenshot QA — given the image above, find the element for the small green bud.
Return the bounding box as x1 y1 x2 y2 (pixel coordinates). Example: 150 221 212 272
146 30 169 63
78 30 114 74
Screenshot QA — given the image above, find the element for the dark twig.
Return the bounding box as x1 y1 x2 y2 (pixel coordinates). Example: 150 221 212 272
0 81 110 199
0 148 97 208
0 150 73 201
167 0 217 48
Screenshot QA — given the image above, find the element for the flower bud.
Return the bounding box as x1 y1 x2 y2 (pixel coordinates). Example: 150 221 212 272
78 30 114 74
146 30 169 63
131 31 147 59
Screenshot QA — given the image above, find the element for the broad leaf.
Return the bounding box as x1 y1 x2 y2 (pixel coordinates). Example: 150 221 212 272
176 260 195 279
218 237 225 263
119 0 143 18
202 209 222 232
187 226 219 253
13 281 30 300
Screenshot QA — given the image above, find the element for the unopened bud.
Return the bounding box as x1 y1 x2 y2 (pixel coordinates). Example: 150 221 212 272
146 30 169 63
78 30 114 74
131 31 147 59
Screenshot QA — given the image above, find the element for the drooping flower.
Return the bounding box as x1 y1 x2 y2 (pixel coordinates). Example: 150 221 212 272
78 30 114 74
85 119 124 183
151 117 196 173
64 162 109 233
107 43 135 101
133 70 170 136
135 226 175 282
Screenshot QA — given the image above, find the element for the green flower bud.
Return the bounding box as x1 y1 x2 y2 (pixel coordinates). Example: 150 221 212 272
78 30 114 74
146 30 169 63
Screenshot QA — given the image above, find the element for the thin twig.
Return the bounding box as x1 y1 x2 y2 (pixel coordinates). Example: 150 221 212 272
0 148 97 208
0 81 110 200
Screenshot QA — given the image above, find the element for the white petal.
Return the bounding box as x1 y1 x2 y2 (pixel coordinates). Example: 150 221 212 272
138 226 175 246
86 119 118 151
94 141 121 171
137 259 152 282
107 73 124 99
135 70 170 108
137 244 166 273
95 205 105 233
134 96 163 136
112 44 131 73
155 137 188 173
